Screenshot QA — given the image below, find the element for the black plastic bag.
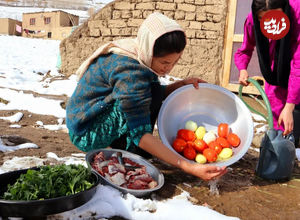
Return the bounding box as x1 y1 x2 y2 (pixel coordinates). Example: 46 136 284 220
256 129 295 181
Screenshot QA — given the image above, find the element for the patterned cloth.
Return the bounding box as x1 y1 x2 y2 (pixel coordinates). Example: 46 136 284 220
68 100 152 152
66 54 166 151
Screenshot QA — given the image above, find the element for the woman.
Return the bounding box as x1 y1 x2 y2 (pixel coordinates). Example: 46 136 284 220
66 12 227 181
234 0 300 145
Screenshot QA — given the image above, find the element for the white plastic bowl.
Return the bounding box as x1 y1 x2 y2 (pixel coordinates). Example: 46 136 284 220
158 83 254 167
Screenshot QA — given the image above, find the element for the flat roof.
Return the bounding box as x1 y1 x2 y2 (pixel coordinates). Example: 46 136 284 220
22 10 79 18
0 17 21 22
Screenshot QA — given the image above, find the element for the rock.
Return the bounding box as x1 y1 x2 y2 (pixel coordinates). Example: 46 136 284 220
252 133 265 148
0 135 32 146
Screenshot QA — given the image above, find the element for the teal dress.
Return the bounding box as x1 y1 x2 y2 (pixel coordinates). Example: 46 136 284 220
66 53 166 153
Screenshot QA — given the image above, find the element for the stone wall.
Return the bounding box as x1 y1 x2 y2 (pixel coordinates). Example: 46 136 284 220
60 0 228 85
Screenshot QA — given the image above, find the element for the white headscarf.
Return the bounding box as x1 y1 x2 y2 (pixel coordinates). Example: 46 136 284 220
76 12 184 81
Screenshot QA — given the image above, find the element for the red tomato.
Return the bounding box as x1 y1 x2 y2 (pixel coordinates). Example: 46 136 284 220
218 123 229 138
193 139 208 152
203 148 217 162
177 129 196 142
227 133 241 147
216 137 230 148
183 146 197 160
172 138 187 153
208 141 222 154
187 141 195 148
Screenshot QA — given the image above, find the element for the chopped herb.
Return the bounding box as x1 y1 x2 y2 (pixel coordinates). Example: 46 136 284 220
2 164 95 201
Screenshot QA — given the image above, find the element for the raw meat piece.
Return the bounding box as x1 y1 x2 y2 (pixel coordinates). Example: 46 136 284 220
109 172 126 186
91 152 158 190
108 163 126 175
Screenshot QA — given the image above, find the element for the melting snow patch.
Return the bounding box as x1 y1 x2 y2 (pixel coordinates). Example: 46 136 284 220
0 139 38 153
53 185 239 220
0 156 44 174
43 124 67 131
36 120 67 131
0 152 86 174
255 125 267 134
9 124 22 128
0 112 23 123
251 113 266 122
46 152 87 166
250 146 260 152
36 120 44 126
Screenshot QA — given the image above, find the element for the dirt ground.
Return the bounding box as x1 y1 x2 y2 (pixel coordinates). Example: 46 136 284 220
0 95 300 220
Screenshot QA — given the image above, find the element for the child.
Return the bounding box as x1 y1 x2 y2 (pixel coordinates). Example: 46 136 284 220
66 12 227 181
234 0 300 144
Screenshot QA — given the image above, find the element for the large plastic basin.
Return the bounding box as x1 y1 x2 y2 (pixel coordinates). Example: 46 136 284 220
158 83 254 167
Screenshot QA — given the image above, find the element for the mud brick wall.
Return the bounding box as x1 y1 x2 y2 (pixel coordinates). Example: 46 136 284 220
60 0 228 84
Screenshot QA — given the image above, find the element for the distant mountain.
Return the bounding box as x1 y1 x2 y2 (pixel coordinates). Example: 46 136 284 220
0 0 110 11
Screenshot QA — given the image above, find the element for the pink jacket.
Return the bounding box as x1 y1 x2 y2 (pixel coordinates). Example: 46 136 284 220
234 0 300 130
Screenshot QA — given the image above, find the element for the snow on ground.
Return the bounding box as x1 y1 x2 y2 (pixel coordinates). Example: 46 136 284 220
0 4 278 219
0 35 77 96
0 112 23 123
0 33 243 219
57 186 238 220
0 35 76 118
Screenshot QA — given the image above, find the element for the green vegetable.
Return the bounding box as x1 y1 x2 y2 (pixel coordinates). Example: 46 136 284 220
2 164 95 201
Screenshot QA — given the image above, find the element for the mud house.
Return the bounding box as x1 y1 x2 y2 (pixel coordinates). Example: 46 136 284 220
60 0 262 94
22 10 79 40
0 18 22 36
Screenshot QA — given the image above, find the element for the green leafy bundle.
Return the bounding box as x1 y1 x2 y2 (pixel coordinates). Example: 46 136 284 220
2 164 95 201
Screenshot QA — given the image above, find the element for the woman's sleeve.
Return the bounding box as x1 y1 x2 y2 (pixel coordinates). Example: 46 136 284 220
287 6 300 104
234 14 256 71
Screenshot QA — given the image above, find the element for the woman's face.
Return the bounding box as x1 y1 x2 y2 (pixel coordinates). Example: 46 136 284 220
151 52 183 76
257 8 283 21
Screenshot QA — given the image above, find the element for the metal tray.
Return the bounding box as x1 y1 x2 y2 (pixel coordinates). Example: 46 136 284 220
0 167 99 217
86 148 164 197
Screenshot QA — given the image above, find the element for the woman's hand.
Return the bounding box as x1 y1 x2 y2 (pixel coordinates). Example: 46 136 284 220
278 103 295 135
165 77 206 96
139 134 227 181
181 77 207 89
181 161 227 181
239 69 249 86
